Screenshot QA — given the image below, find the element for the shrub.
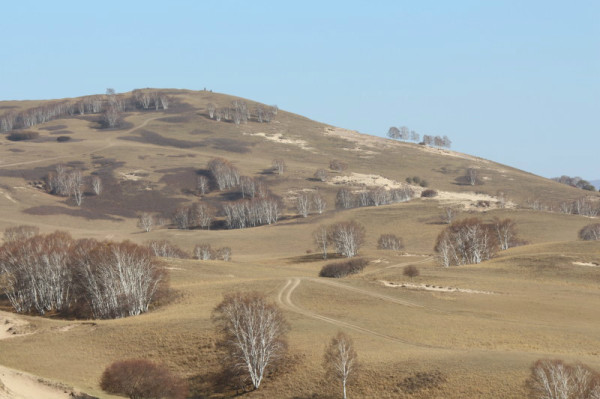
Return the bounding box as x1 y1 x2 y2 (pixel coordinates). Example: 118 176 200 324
319 258 369 278
6 131 39 141
100 359 188 399
421 189 438 198
579 223 600 241
329 159 348 172
377 234 404 251
56 135 71 142
403 265 420 279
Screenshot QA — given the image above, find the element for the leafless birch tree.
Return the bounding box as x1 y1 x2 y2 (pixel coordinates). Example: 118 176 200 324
329 221 365 258
312 192 327 214
296 192 311 217
272 159 286 175
137 213 155 233
323 332 358 399
212 292 288 390
91 176 102 196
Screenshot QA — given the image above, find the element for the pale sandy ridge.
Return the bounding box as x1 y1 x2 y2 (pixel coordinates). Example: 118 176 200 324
0 365 72 399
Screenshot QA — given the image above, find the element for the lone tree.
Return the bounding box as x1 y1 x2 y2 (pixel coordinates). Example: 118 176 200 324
212 292 288 391
323 331 359 399
329 221 366 258
403 265 420 280
100 359 188 399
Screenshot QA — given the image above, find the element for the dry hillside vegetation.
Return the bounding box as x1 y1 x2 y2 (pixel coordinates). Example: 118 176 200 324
0 89 599 398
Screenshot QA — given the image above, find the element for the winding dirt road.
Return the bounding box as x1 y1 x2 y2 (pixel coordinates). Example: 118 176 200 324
277 278 444 349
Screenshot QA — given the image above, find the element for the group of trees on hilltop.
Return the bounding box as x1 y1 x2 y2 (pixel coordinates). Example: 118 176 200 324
0 88 169 133
387 126 451 148
206 100 278 125
0 226 166 319
552 175 596 191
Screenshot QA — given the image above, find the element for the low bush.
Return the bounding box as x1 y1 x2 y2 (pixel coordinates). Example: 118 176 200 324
421 189 438 198
319 258 368 278
56 135 71 142
100 359 188 399
6 131 39 141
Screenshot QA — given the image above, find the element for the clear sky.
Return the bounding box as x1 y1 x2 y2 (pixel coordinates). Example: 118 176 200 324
1 1 598 179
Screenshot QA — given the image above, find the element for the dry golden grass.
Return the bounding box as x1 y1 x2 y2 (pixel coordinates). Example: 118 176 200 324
0 89 599 398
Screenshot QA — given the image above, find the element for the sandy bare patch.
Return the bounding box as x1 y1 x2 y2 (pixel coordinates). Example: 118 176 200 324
0 313 33 340
328 172 513 210
329 172 406 190
381 280 496 295
0 365 73 399
119 170 147 181
245 132 314 152
572 261 600 267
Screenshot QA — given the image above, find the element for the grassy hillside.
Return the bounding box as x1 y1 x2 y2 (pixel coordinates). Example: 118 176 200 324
0 89 598 398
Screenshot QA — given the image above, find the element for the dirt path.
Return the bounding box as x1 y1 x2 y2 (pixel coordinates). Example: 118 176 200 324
362 256 433 277
277 278 442 348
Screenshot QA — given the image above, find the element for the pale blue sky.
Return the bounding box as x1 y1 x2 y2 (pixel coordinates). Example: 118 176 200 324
1 1 598 179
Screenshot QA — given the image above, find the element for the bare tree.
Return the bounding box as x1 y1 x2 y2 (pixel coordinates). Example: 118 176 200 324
159 95 170 110
272 159 286 175
137 213 155 233
441 207 458 224
240 176 257 198
208 158 240 190
190 203 213 230
314 225 330 259
194 243 213 260
172 206 191 230
100 359 188 399
329 221 366 258
330 159 348 172
314 168 328 182
528 359 600 399
434 218 498 266
102 105 121 128
91 176 102 196
3 225 39 243
216 247 232 261
312 192 327 214
387 126 400 139
197 175 209 195
422 135 433 145
68 170 84 206
410 130 420 142
296 192 311 217
377 234 403 251
465 168 481 186
323 331 358 399
492 217 520 250
336 188 355 209
579 223 600 241
212 292 288 390
207 103 216 118
403 265 420 280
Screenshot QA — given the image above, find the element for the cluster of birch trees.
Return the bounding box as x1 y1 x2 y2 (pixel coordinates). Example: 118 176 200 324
206 101 278 125
0 227 166 319
387 126 452 148
0 89 170 132
527 196 600 217
313 221 366 259
335 186 415 210
45 164 101 206
434 217 522 267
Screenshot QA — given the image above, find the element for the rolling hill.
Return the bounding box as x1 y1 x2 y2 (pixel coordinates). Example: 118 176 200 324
0 89 599 398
